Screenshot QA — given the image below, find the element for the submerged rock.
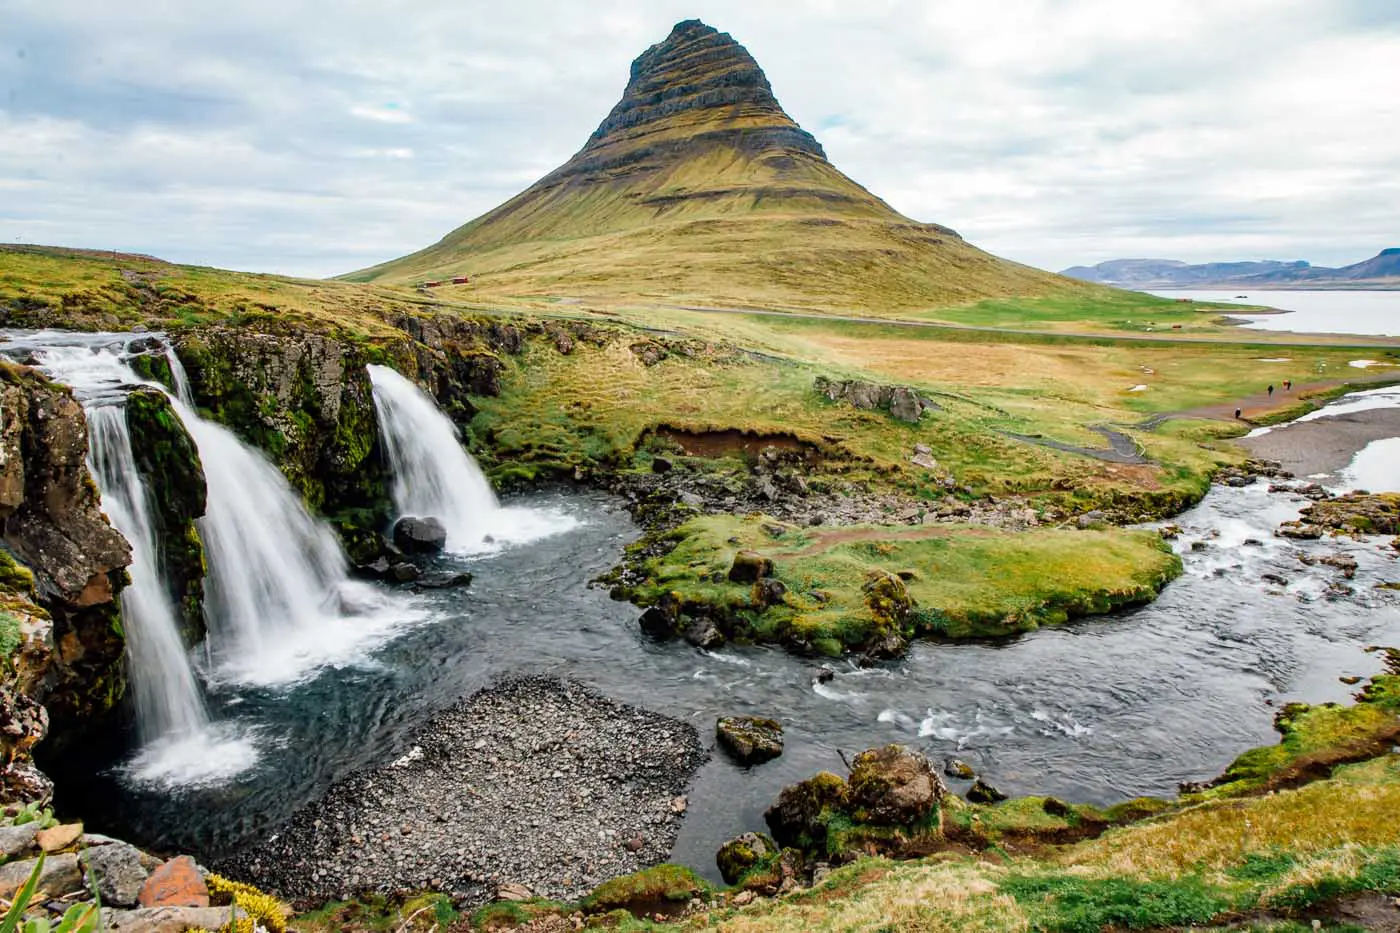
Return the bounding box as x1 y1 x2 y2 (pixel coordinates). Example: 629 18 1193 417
716 716 784 765
392 516 447 554
944 758 976 780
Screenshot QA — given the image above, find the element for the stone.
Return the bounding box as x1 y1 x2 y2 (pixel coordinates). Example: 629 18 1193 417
943 758 976 780
716 832 779 886
137 855 209 909
752 578 787 608
764 772 849 849
639 607 678 640
716 716 784 766
682 617 724 649
651 456 674 474
727 550 773 584
966 780 1007 804
888 387 925 423
1076 510 1108 529
0 852 82 900
355 556 392 580
415 571 473 590
813 667 836 685
392 516 448 555
81 841 150 908
0 822 39 860
1261 573 1289 587
497 882 533 902
388 562 422 583
1042 797 1073 818
848 745 946 825
36 821 83 853
101 906 248 933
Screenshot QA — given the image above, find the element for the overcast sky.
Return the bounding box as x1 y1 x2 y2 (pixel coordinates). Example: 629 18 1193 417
3 0 1398 278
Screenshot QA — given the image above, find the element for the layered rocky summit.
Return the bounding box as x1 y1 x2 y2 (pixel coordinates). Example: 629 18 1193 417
348 20 1085 311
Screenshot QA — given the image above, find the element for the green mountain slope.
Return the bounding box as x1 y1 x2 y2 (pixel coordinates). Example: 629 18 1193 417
344 20 1096 313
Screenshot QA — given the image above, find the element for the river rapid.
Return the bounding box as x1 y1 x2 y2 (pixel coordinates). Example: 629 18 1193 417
56 465 1399 881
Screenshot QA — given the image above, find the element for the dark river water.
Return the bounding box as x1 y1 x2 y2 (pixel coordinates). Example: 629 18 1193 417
59 478 1400 882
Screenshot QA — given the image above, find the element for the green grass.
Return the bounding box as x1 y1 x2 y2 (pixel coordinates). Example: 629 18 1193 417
616 512 1180 652
1000 872 1235 932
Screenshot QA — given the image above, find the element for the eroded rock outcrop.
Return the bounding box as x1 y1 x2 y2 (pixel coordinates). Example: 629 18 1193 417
814 376 936 424
0 364 130 740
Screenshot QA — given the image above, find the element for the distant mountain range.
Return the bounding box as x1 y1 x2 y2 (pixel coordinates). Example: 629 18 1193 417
1062 249 1400 290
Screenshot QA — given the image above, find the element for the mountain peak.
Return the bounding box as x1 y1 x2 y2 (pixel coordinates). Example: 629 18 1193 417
345 22 1082 312
579 18 824 162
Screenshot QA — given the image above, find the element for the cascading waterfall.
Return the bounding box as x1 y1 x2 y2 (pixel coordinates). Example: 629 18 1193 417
367 365 577 553
1 338 257 785
83 406 210 743
2 331 425 784
367 365 500 549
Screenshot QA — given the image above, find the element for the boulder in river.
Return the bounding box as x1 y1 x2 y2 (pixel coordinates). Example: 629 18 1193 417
716 716 784 766
944 758 976 780
392 516 448 554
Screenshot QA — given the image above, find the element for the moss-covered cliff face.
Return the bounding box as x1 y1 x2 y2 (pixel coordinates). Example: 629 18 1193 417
124 386 207 644
0 363 131 752
164 315 592 559
172 327 392 559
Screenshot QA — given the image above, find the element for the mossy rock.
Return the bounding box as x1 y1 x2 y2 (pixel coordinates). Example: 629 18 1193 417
764 771 850 851
848 745 945 826
716 716 784 766
716 831 780 886
580 864 709 917
125 387 208 645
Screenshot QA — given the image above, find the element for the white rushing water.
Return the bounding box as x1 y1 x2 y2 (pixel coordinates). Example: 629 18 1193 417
84 405 208 742
0 331 437 785
367 364 576 553
3 339 260 786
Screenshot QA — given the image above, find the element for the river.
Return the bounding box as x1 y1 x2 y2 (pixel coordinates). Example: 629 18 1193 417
60 440 1400 881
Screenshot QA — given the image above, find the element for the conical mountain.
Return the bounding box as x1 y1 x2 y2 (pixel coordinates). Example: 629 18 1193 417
347 20 1088 311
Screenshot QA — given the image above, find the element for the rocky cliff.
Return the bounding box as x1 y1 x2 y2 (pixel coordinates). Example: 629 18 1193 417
0 363 132 777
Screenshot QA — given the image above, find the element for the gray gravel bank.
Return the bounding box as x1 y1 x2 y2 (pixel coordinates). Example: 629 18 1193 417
218 676 706 909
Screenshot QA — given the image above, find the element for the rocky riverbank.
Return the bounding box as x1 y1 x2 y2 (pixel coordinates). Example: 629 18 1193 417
218 677 706 910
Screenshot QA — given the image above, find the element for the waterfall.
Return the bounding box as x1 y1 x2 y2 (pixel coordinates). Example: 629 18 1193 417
84 405 209 743
366 365 578 554
367 365 500 550
171 397 353 663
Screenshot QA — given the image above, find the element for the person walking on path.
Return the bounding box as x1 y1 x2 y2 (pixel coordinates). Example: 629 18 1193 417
1267 384 1274 397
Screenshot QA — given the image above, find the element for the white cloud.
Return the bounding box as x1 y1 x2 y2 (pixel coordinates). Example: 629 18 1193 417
1 0 1397 276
